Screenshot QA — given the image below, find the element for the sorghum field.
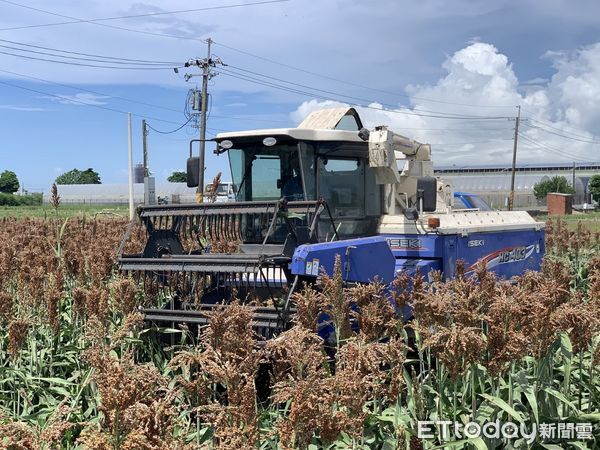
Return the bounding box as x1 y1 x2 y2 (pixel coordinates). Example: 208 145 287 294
0 216 598 449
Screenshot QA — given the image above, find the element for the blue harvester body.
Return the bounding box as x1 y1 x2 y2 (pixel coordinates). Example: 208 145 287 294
290 226 545 317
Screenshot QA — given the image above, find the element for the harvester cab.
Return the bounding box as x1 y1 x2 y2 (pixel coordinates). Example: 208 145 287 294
118 107 544 337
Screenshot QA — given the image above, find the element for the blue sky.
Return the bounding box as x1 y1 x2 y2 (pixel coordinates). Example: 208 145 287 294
1 0 600 192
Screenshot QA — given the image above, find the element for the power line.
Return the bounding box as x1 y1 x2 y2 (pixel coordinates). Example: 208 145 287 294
0 68 182 113
219 70 512 120
528 117 594 140
147 117 192 134
0 63 513 125
0 0 208 41
0 49 179 70
227 64 516 118
517 132 591 162
1 0 518 111
209 114 289 124
519 133 584 162
0 79 182 124
431 139 513 145
0 43 176 66
0 37 178 65
0 2 525 124
0 0 290 31
0 68 294 125
0 78 225 134
223 65 391 113
2 79 555 162
223 65 509 119
392 126 514 131
521 111 600 138
214 42 516 110
523 121 600 144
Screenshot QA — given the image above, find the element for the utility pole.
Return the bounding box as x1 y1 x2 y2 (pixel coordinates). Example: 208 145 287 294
141 120 156 205
127 113 134 220
197 38 212 202
572 161 576 190
142 119 149 177
508 105 521 211
184 38 224 203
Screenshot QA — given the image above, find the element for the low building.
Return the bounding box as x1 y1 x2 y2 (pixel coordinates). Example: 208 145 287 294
435 162 600 209
43 183 199 205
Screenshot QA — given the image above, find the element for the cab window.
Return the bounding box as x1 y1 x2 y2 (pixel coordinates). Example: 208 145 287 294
318 157 364 217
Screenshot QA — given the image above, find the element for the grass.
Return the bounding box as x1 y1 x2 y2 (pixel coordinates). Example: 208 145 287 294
539 211 600 233
3 204 598 233
0 204 129 219
2 202 598 232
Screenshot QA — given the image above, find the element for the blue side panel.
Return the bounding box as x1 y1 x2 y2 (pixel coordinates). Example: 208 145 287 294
297 227 544 338
443 235 458 279
291 236 396 283
380 234 442 259
448 229 545 280
394 258 443 279
291 228 544 286
394 258 442 319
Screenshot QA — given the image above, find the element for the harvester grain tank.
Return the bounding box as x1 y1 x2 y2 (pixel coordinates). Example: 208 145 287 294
118 107 544 336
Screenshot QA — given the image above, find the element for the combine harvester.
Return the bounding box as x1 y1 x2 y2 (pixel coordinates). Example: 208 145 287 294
118 108 544 337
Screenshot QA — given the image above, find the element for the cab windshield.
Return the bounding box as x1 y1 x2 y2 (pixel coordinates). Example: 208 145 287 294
228 141 315 202
225 138 381 238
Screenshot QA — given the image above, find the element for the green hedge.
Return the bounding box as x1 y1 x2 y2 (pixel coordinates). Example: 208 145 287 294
0 193 43 206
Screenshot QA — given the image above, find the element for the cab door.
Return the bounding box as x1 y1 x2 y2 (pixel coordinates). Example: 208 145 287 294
318 157 365 218
317 156 380 238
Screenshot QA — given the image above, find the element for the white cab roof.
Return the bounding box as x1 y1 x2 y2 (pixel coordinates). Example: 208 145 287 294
215 127 364 143
216 107 366 143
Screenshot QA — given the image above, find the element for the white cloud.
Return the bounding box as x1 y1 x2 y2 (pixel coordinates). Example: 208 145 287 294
0 104 47 111
543 43 600 129
123 2 215 38
407 43 521 111
42 93 110 105
521 77 549 86
291 42 600 167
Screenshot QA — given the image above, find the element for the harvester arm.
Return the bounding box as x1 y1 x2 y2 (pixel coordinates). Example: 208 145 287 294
367 126 435 214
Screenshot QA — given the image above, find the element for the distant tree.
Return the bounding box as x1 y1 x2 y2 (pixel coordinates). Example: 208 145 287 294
0 170 19 193
589 174 600 201
55 168 101 185
533 176 575 199
55 169 80 185
168 171 187 183
78 168 101 184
